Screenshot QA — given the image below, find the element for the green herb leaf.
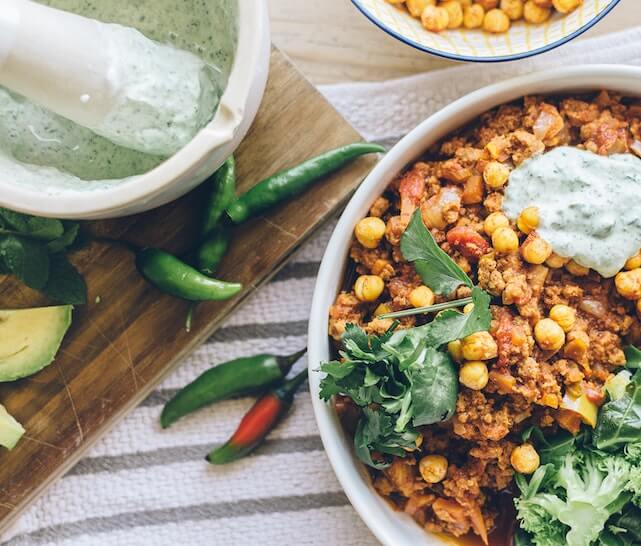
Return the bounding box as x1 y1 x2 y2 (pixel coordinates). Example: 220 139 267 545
0 208 64 241
42 254 87 304
0 235 50 290
409 348 458 426
354 408 418 469
421 287 491 347
625 346 641 370
594 369 641 451
400 209 473 295
46 222 80 253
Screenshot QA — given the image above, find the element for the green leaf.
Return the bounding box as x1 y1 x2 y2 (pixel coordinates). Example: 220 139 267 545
354 408 418 469
594 369 641 451
625 346 641 370
0 235 50 290
400 209 472 295
46 222 80 253
409 348 458 426
421 287 492 347
0 208 64 240
41 254 87 304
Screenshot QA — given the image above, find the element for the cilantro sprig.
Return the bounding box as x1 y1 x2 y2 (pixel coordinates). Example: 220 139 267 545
0 208 86 304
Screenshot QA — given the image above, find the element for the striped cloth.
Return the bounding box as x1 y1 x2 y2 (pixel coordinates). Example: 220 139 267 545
3 25 641 546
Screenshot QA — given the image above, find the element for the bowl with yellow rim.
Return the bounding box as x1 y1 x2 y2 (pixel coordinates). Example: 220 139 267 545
351 0 620 63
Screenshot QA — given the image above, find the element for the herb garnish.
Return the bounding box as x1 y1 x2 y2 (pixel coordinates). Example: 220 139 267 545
0 208 86 304
319 210 494 468
401 209 473 295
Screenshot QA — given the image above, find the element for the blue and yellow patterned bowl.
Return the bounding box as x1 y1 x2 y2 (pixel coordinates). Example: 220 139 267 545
352 0 620 62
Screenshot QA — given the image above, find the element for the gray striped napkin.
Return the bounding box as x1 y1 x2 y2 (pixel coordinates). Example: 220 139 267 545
3 25 641 546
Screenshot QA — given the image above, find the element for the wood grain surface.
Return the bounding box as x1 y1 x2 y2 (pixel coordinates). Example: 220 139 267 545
0 48 380 532
269 0 635 84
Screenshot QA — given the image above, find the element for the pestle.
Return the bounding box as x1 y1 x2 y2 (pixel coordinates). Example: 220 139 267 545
0 0 219 156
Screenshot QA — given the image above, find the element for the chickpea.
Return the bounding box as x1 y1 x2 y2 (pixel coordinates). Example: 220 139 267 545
483 161 511 189
483 212 509 236
615 268 641 300
354 275 385 302
549 304 576 332
477 0 499 9
533 0 552 6
448 340 463 362
483 8 510 33
374 302 392 317
534 318 565 352
523 0 551 23
564 330 590 362
492 226 519 254
511 444 540 474
386 0 406 3
406 0 436 17
500 0 524 19
520 233 552 265
625 251 641 271
552 0 582 13
441 1 464 28
409 285 435 308
637 298 641 317
463 4 485 28
546 252 569 269
355 217 386 249
419 455 449 483
457 0 473 6
517 207 539 234
459 361 489 390
421 5 450 32
566 259 590 277
463 303 475 314
461 331 498 360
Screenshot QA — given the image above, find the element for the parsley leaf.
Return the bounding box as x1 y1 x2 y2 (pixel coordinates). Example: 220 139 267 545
410 348 458 426
0 208 64 241
42 254 87 305
400 209 473 295
0 235 50 290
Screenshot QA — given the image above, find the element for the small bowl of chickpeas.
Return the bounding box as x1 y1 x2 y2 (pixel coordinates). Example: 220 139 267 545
352 0 620 62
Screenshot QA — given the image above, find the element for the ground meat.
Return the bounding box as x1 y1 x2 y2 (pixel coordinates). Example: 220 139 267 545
330 92 641 543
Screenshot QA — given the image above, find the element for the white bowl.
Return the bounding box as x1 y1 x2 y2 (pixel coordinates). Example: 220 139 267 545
0 0 270 219
352 0 620 62
308 64 641 546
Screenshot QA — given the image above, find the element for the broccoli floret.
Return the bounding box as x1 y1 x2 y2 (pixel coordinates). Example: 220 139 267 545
624 443 641 507
516 449 632 546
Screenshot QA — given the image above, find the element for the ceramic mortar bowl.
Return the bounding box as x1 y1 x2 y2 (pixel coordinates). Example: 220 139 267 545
0 0 270 219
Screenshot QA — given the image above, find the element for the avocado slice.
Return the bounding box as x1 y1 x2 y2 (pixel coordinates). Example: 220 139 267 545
0 306 72 382
0 404 25 450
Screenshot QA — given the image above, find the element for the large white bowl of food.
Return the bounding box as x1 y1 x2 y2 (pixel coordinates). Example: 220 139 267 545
309 64 641 546
0 0 270 219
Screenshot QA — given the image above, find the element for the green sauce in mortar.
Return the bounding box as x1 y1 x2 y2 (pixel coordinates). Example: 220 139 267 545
0 0 237 189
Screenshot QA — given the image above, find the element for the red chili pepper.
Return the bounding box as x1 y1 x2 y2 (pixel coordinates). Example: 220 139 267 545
206 369 308 464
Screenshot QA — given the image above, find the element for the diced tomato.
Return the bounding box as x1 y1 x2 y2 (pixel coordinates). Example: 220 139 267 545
446 226 489 261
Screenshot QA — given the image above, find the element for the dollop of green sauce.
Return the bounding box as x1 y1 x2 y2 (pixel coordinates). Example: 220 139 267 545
503 146 641 278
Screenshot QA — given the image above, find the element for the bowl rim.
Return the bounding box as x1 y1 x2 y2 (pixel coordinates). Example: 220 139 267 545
0 0 268 218
308 64 641 546
351 0 621 63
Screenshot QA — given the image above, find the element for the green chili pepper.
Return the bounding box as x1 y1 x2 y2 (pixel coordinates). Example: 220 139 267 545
136 248 242 301
196 225 230 277
206 369 308 464
161 349 306 428
202 156 236 237
226 142 385 224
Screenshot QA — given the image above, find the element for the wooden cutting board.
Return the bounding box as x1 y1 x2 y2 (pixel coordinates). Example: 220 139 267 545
0 47 378 532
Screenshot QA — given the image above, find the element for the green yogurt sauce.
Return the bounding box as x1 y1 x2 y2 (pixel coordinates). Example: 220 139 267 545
0 0 237 190
503 146 641 278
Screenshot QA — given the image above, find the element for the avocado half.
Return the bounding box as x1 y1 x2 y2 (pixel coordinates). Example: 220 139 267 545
0 306 73 382
0 404 25 450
